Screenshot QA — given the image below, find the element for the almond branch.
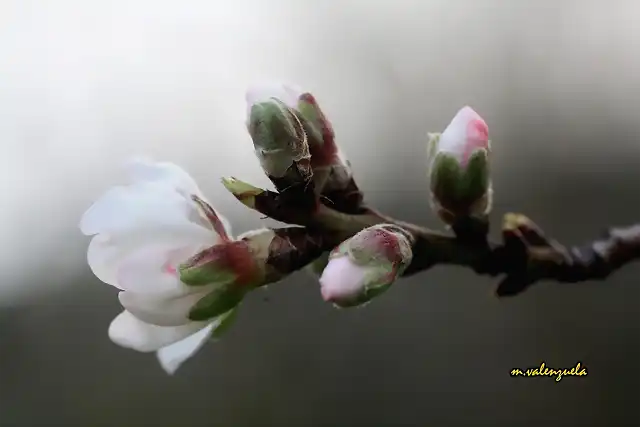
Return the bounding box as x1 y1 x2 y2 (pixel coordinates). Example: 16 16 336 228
236 85 640 298
229 183 640 297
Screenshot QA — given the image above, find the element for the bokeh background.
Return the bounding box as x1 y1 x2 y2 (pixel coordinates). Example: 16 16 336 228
1 0 639 426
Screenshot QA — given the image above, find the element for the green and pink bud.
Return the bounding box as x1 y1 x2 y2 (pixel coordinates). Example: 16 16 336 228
245 84 335 163
245 83 362 212
319 224 413 308
296 91 361 210
428 106 493 225
245 83 314 209
178 228 277 320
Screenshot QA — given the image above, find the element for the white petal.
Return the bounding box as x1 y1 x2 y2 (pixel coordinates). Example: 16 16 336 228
438 106 488 159
118 284 215 327
82 182 228 292
319 255 368 302
245 82 303 115
86 230 210 289
113 244 205 294
79 182 208 237
156 321 215 375
125 157 202 197
108 310 209 352
87 234 127 288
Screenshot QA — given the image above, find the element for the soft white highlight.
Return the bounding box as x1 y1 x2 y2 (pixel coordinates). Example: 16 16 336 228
319 255 369 303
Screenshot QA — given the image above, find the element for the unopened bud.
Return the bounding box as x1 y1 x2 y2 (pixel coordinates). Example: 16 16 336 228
178 230 274 321
319 224 413 308
428 106 492 225
247 98 311 178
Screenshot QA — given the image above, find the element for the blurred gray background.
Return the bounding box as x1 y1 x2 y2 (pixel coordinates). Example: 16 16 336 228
1 0 639 426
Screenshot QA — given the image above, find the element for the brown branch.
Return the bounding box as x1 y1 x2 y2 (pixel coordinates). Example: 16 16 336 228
232 95 640 298
228 185 640 297
324 209 640 297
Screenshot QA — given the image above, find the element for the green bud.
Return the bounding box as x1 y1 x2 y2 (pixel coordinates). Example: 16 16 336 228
248 99 310 179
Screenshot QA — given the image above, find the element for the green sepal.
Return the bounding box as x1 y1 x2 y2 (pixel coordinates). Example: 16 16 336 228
362 263 395 290
178 263 237 287
348 243 382 266
430 152 464 202
249 101 292 151
333 265 394 308
220 177 264 210
363 281 392 301
255 147 295 179
426 132 441 162
188 285 246 321
297 101 324 144
345 225 399 266
329 240 351 260
460 148 489 203
249 100 308 178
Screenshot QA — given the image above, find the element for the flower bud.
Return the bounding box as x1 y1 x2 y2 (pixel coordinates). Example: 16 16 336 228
246 83 318 211
246 84 312 176
178 229 278 320
294 91 361 210
296 92 335 160
247 97 311 178
177 242 253 320
427 106 492 225
319 224 413 308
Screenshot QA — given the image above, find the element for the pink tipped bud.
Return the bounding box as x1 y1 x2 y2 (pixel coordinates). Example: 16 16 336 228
318 224 413 308
438 106 489 167
319 255 369 303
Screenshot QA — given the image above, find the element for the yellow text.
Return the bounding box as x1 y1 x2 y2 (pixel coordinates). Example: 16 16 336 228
510 362 587 382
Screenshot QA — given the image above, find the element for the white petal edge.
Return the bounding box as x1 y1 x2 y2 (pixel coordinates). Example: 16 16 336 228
118 284 216 327
155 309 235 374
112 243 206 294
155 321 216 375
125 157 201 197
79 182 207 237
80 158 231 239
126 158 233 236
108 310 209 352
438 106 487 159
86 231 211 290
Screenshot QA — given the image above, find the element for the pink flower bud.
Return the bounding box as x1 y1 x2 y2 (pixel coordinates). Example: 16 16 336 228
438 106 489 167
319 225 413 308
319 255 370 303
428 107 492 223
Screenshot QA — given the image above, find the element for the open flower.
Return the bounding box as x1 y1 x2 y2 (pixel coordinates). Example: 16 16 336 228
319 224 413 308
79 158 251 374
427 106 493 225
